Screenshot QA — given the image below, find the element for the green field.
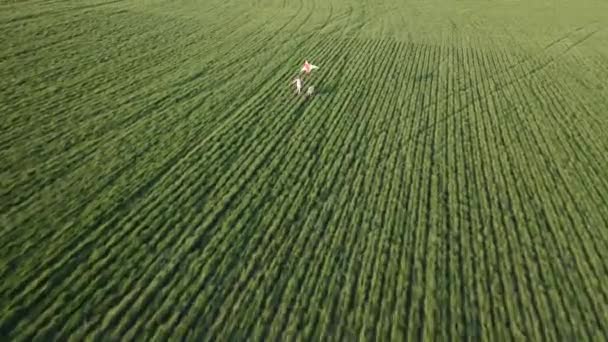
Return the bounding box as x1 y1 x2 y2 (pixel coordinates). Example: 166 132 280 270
2 0 608 339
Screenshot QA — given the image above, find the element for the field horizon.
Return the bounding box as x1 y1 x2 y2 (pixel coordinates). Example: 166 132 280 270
1 0 608 339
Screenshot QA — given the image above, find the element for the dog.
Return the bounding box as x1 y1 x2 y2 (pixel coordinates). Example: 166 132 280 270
306 85 314 97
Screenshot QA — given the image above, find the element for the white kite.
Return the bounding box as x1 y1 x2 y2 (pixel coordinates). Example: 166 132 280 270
300 60 319 74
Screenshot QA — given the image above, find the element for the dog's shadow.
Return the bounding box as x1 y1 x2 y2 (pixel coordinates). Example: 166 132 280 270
315 84 337 95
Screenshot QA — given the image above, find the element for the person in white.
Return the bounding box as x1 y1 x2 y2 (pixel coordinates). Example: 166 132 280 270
292 76 303 95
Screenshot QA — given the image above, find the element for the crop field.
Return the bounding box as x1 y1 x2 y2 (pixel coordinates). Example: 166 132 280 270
1 0 608 339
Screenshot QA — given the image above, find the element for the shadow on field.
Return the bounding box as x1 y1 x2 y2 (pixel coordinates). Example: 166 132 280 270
317 84 337 95
414 72 435 82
